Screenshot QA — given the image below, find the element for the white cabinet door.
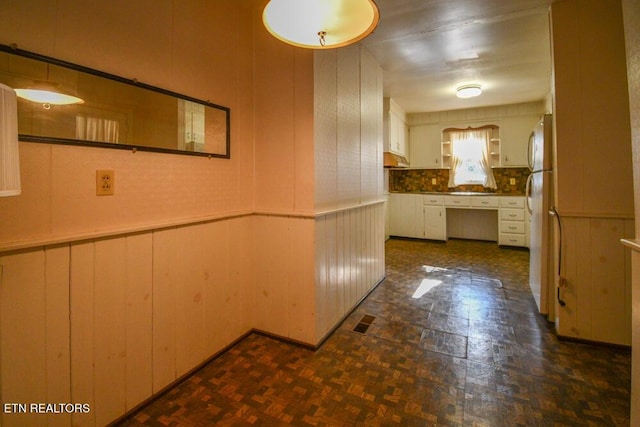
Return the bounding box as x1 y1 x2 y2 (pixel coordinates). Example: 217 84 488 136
387 111 407 156
389 194 423 238
501 116 540 166
409 125 441 168
389 112 400 153
388 193 405 235
424 205 446 241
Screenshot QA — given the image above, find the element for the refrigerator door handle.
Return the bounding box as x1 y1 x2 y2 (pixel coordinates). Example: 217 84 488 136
525 173 533 214
527 131 535 171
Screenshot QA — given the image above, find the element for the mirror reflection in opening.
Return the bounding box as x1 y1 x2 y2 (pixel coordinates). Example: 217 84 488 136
0 45 230 158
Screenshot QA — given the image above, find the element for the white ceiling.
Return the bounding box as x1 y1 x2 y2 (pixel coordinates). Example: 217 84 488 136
360 0 553 113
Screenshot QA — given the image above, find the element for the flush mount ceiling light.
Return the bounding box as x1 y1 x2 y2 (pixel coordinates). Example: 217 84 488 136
456 84 482 99
262 0 380 49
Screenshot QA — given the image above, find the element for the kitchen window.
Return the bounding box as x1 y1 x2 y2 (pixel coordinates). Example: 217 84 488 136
444 125 498 189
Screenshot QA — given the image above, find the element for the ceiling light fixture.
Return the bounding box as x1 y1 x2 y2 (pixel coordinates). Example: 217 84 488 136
262 0 380 49
14 63 83 108
456 84 482 99
14 82 84 107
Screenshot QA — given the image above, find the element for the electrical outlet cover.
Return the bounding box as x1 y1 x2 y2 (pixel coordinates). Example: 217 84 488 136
96 170 114 196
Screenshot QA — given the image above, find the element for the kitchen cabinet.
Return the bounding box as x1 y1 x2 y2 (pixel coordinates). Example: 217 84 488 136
444 195 471 207
424 206 446 240
384 98 408 156
470 196 500 208
500 116 540 167
388 193 423 238
423 195 446 240
389 193 445 240
389 193 529 247
498 197 527 246
409 125 441 168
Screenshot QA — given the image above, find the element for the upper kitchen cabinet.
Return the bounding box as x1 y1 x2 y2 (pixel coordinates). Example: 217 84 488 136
384 98 408 156
500 115 543 167
409 124 441 168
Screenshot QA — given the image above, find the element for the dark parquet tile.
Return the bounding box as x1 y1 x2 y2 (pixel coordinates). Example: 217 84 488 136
120 238 630 426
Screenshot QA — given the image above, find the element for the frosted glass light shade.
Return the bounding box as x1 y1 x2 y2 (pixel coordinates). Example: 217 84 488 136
14 80 83 105
0 83 20 196
14 88 83 105
456 84 482 98
263 0 379 49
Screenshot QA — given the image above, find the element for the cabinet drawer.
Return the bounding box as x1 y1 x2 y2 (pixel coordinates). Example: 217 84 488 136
501 221 525 234
500 197 525 208
500 208 524 221
423 195 444 205
444 196 470 207
499 233 526 247
470 197 499 208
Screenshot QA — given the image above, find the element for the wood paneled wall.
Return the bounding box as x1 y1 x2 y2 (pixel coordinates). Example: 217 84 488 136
555 217 634 345
0 208 385 426
551 0 633 217
315 203 386 341
314 46 384 210
621 0 640 422
549 0 635 345
0 217 253 426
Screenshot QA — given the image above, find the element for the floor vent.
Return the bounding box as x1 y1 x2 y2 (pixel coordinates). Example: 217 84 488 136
353 315 375 334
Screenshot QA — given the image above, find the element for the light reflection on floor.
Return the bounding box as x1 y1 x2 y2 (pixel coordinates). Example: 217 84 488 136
412 278 443 298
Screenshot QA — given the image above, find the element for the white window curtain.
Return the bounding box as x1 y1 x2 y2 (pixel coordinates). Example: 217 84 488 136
448 128 497 189
447 145 461 187
76 115 120 144
479 129 497 189
0 83 20 196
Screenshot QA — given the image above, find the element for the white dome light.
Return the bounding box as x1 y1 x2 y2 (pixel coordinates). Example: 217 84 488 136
456 84 482 99
262 0 380 49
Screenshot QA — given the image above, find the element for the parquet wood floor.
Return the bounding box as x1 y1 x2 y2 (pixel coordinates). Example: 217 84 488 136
120 238 630 426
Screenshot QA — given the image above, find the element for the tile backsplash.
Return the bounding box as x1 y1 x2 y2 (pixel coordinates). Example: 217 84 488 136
389 167 530 194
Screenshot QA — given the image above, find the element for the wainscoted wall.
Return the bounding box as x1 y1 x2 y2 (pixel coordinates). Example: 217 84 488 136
251 214 316 343
556 216 634 345
0 208 384 426
315 203 386 341
0 216 253 426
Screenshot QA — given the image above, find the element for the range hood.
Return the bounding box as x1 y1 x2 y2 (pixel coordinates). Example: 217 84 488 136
383 152 410 168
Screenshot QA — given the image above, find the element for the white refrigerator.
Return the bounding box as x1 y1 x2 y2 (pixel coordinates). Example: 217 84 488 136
526 114 554 316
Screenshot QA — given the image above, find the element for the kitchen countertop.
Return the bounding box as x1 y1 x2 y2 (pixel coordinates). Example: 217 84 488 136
389 191 525 197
